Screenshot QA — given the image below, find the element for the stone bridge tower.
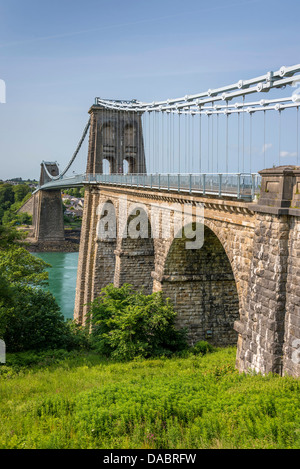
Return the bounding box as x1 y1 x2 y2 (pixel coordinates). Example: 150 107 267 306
31 162 65 244
86 104 146 175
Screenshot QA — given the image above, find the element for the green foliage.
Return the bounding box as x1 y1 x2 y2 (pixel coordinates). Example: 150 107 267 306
0 348 299 449
0 286 70 352
88 284 188 360
0 246 50 286
191 340 215 355
2 206 32 226
13 184 31 203
63 187 85 197
0 224 25 249
63 320 91 351
0 183 32 226
0 225 89 353
0 183 14 207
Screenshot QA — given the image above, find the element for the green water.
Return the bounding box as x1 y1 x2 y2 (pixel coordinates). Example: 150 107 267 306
33 252 79 320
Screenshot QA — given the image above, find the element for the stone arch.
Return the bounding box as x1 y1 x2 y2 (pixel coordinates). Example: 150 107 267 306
114 202 154 294
200 218 243 307
161 220 240 347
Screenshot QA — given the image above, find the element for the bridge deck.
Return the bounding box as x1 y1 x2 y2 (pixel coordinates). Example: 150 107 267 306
36 173 260 201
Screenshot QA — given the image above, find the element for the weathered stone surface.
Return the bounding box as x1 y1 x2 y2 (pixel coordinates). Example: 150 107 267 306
74 185 256 352
86 105 146 175
28 163 65 245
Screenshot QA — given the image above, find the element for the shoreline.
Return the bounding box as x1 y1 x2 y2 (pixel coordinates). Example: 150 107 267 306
25 228 81 253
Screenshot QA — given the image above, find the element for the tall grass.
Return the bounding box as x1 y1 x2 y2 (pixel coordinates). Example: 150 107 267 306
0 347 299 449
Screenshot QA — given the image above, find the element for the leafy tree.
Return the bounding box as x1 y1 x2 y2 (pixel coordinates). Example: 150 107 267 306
0 224 25 249
63 187 84 198
0 287 68 352
1 191 32 226
88 284 188 360
0 184 14 206
13 184 31 203
0 246 50 286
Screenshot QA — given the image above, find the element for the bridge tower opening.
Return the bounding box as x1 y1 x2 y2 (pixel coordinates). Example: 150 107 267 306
102 159 111 174
161 223 239 347
123 160 129 175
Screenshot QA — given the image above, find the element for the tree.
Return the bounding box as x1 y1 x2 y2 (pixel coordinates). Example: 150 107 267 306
0 184 14 206
13 184 31 203
0 246 50 286
0 224 25 249
0 286 68 352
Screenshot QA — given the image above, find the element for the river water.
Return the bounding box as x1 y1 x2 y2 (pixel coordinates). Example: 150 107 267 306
33 252 79 320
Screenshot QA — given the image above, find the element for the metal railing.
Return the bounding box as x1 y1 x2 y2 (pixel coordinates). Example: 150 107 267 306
38 172 261 200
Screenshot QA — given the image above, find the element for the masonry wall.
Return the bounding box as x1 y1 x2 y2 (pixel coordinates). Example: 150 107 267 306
34 190 65 242
283 216 300 376
235 213 289 375
18 194 35 216
74 187 255 347
74 189 98 323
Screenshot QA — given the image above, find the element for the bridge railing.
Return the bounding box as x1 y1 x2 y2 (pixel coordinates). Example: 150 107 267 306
38 172 260 200
87 172 260 200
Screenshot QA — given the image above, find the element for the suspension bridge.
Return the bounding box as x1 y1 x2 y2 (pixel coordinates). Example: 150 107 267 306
25 64 300 378
35 63 300 200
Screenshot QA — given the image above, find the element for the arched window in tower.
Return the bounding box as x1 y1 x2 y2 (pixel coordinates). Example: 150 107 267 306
124 124 137 158
101 123 116 159
102 159 110 175
123 160 129 175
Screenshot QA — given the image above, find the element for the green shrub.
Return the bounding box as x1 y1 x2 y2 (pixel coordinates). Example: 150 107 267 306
63 319 91 351
191 340 215 355
1 287 90 353
1 286 69 352
88 284 188 360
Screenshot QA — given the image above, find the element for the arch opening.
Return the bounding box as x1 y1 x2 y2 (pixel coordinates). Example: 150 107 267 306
162 223 239 347
123 159 129 175
102 158 111 174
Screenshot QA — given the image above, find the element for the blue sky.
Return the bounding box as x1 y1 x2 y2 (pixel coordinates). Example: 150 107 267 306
0 0 300 179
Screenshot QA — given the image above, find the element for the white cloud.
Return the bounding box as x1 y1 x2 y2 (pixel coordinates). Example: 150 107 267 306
280 151 297 158
262 143 272 153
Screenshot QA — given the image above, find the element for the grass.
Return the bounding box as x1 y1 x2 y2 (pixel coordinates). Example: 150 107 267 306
64 220 82 229
0 347 299 449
